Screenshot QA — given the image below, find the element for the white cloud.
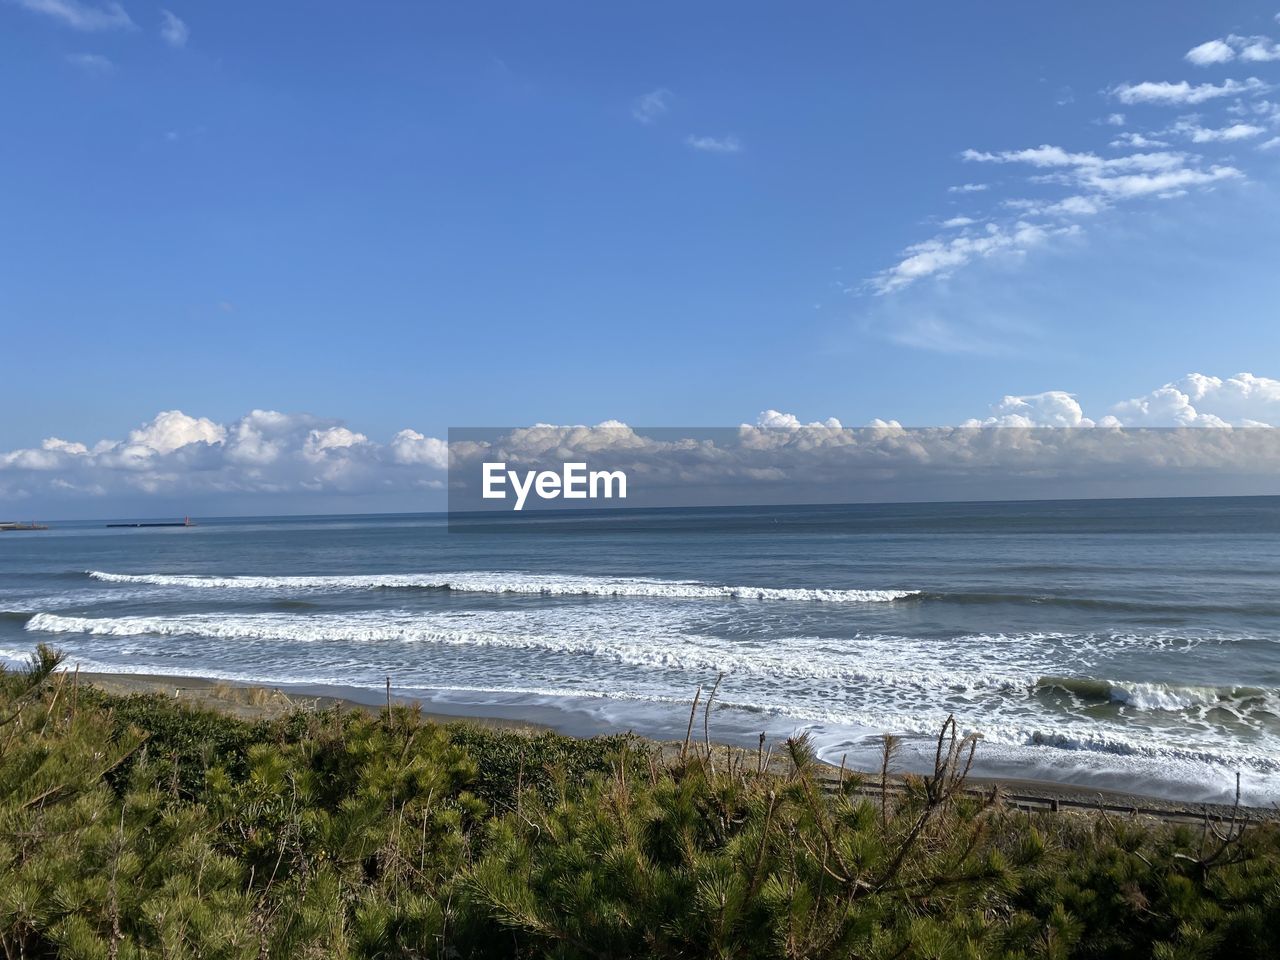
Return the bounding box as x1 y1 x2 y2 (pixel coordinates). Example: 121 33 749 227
43 437 89 456
10 0 132 30
158 8 187 47
226 409 303 465
753 410 843 431
65 51 114 73
962 142 1242 201
1186 34 1280 65
870 221 1076 294
965 391 1095 428
128 410 225 454
1109 131 1170 148
0 410 449 504
1048 195 1108 216
685 134 742 153
1006 195 1108 217
958 373 1280 428
1081 164 1241 198
303 426 368 462
1170 120 1266 142
859 15 1276 304
445 384 1280 509
963 145 1189 174
389 429 448 468
873 130 1249 296
1108 373 1280 427
1110 77 1268 105
1244 98 1280 120
963 144 1097 167
1185 39 1236 66
1238 35 1280 61
631 88 671 124
7 383 1280 510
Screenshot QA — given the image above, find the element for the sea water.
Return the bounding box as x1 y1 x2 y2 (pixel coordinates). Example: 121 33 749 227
2 498 1278 804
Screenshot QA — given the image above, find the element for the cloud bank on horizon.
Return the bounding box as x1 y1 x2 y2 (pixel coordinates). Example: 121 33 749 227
867 12 1280 295
3 373 1279 512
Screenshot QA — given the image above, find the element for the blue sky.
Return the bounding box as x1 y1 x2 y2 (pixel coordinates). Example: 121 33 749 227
3 1 1280 514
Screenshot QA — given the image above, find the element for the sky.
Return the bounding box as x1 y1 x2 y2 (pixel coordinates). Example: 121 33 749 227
3 1 1280 516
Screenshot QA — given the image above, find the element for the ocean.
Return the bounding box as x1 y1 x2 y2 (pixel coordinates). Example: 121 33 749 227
2 497 1278 805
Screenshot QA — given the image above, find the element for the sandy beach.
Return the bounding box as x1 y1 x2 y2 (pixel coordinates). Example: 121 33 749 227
77 669 1268 823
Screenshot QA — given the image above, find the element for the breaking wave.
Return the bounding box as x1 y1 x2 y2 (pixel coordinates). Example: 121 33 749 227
28 612 1278 720
1037 675 1273 713
85 570 917 603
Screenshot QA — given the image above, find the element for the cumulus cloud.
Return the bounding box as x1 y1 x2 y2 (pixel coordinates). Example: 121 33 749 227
303 426 368 462
158 8 187 47
631 87 671 124
7 378 1280 511
953 373 1280 429
1107 373 1280 427
964 391 1094 428
10 0 132 30
0 410 448 507
753 411 843 430
389 430 448 468
128 410 225 454
948 183 989 193
42 438 89 456
447 376 1280 510
685 134 742 153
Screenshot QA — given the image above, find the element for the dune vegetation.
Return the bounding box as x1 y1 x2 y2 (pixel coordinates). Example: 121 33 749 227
0 645 1276 959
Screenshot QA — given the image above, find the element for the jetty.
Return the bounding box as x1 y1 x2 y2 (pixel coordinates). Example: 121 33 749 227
107 516 197 529
0 521 48 531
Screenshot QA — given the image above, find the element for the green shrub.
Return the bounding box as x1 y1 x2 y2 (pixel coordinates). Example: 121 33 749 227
0 646 1275 959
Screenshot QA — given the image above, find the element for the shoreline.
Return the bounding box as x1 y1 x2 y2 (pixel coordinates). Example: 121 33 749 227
77 669 1268 821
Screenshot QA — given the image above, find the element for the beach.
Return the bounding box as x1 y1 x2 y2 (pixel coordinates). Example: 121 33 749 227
75 669 1268 821
4 501 1279 808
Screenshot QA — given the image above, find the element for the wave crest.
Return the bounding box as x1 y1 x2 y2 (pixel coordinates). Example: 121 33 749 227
85 570 917 603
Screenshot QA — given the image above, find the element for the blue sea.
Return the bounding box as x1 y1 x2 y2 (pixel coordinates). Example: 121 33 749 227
2 497 1278 804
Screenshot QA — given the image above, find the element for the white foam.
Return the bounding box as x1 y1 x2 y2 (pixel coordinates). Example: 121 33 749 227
85 570 917 603
25 607 1280 796
25 611 1040 693
27 609 1277 719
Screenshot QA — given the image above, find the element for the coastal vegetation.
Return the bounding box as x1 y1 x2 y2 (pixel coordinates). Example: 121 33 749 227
0 645 1276 959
